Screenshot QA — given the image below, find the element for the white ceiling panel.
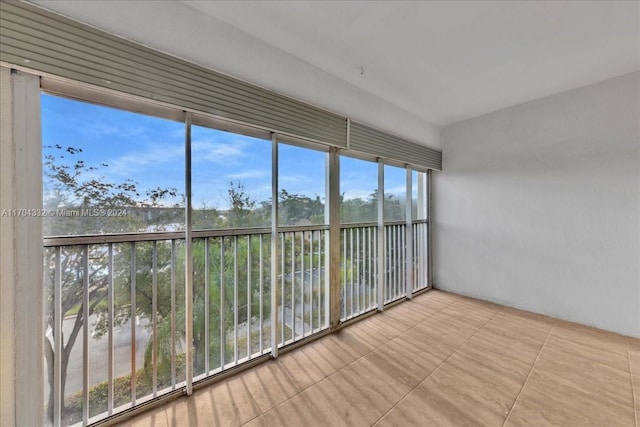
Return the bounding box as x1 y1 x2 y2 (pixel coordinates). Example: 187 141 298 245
184 0 640 125
29 0 640 148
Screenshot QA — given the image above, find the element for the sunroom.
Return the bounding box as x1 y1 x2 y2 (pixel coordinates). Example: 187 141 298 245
2 2 438 425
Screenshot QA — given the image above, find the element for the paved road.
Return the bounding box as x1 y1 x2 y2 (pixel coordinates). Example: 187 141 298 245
47 267 329 399
45 314 151 398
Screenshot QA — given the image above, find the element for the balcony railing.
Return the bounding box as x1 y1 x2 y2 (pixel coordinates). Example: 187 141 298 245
44 234 189 426
412 220 429 292
339 220 429 321
277 228 329 346
384 222 407 304
340 224 378 321
43 220 426 426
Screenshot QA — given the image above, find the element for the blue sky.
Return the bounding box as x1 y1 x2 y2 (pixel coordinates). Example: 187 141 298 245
42 94 408 210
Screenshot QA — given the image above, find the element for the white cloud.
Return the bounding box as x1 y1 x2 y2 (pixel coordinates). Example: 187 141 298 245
225 169 269 179
80 121 146 139
108 144 184 176
191 138 248 164
279 175 304 184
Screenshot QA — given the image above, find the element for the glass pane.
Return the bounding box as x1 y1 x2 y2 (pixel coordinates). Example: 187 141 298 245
61 245 85 425
154 240 174 391
172 240 187 385
340 157 378 224
191 125 271 229
113 243 133 408
412 171 427 220
278 143 326 226
43 248 54 425
41 94 185 236
259 236 272 351
191 238 207 378
87 244 109 418
133 242 154 401
383 165 406 222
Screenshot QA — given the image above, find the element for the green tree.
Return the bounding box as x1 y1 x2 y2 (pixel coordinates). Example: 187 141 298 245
44 145 323 424
226 181 270 227
189 232 272 374
43 145 179 424
43 145 179 236
278 189 324 225
340 189 403 223
192 200 222 230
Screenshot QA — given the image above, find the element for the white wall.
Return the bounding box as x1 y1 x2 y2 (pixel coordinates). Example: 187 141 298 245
433 72 640 337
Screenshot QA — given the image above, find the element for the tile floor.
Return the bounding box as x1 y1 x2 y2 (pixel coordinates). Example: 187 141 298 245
123 290 639 427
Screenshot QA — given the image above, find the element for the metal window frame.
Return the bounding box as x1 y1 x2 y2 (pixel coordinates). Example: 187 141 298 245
20 41 439 423
2 1 442 172
0 1 348 148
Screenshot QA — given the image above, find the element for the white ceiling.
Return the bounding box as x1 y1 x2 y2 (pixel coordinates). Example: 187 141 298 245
183 0 640 126
31 1 640 149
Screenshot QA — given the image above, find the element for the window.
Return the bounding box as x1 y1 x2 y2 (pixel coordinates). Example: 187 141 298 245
191 125 271 230
39 89 431 426
277 143 327 226
277 142 329 343
42 94 186 424
382 164 407 303
383 164 407 222
340 156 378 224
412 170 429 290
42 94 185 236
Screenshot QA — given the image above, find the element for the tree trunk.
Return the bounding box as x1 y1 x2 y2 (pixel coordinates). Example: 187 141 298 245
44 335 54 425
44 304 85 425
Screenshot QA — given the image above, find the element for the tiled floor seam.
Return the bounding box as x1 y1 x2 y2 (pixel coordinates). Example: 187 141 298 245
240 292 461 426
627 337 638 427
501 319 556 426
371 305 505 426
244 377 264 419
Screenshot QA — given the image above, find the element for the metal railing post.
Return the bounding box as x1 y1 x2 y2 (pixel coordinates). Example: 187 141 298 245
270 134 279 358
184 112 193 395
108 243 115 410
53 247 62 427
406 167 413 299
377 161 385 311
427 170 433 287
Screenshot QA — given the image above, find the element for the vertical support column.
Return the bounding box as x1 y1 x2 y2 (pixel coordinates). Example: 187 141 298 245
377 161 385 311
204 239 210 374
220 239 226 366
416 172 427 287
270 134 279 358
0 68 43 426
108 244 115 410
328 148 341 329
184 112 193 395
82 246 89 424
130 243 137 403
53 249 62 426
417 173 427 219
170 240 176 388
151 242 158 396
405 167 413 299
427 170 433 287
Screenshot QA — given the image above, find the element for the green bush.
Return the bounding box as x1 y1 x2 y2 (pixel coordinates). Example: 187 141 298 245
63 354 186 425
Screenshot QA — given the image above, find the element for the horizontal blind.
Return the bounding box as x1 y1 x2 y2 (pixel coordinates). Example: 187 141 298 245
1 2 442 170
350 121 442 171
0 1 347 147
